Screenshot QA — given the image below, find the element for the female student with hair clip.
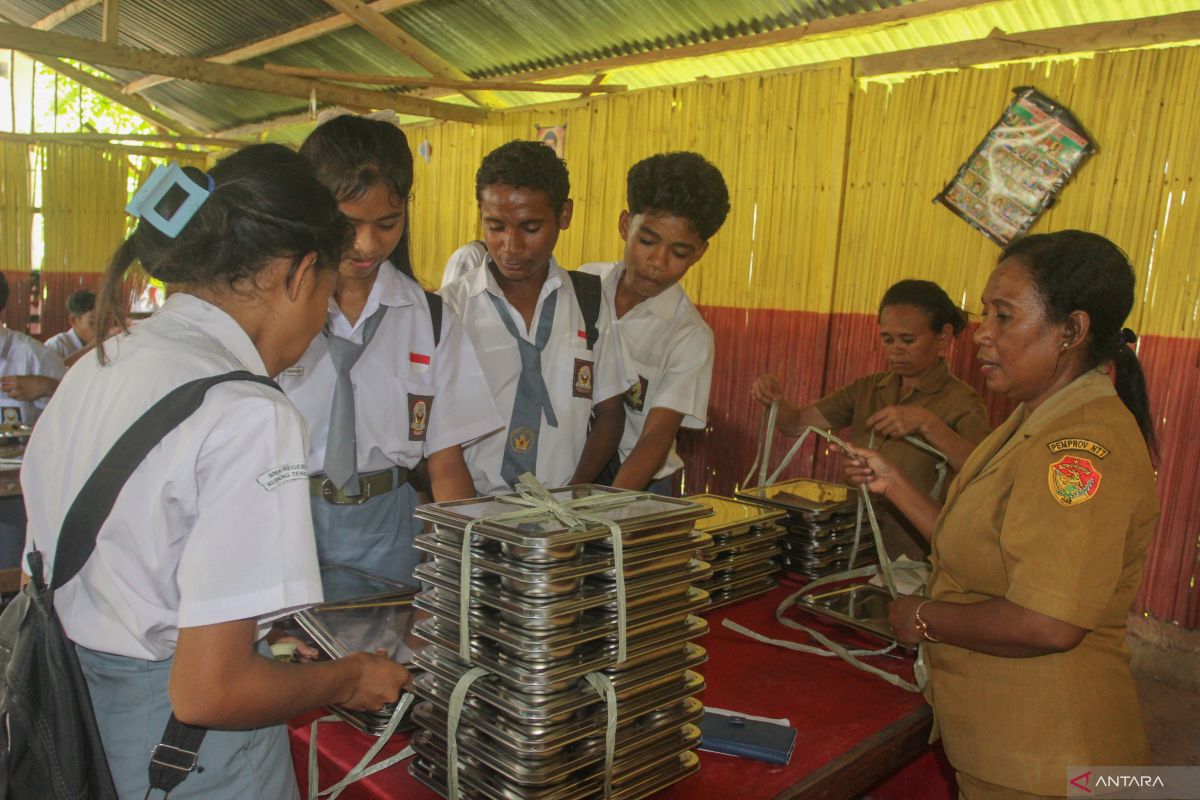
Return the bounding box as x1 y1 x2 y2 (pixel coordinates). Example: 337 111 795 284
21 144 409 799
280 113 501 584
844 231 1158 799
752 279 992 559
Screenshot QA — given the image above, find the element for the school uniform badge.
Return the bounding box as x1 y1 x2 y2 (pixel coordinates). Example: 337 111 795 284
1048 455 1102 507
0 407 21 425
573 359 593 399
510 425 536 453
408 394 433 441
624 376 649 412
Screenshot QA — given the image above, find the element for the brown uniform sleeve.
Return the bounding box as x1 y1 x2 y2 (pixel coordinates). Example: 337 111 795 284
999 421 1144 629
946 388 993 445
813 375 868 430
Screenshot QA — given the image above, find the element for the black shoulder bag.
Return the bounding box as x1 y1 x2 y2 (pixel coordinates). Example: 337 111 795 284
0 370 279 800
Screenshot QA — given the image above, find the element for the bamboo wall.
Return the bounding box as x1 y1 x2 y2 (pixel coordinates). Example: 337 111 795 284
402 46 1200 627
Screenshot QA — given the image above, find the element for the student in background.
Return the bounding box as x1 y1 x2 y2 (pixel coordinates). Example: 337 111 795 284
440 239 487 289
45 289 98 360
22 145 408 799
281 114 501 583
580 151 730 494
441 140 627 495
0 273 66 427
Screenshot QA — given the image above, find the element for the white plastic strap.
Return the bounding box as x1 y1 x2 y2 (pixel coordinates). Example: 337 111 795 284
446 666 490 800
583 671 618 799
306 692 416 800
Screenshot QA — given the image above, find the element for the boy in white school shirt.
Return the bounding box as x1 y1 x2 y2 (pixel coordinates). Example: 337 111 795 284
441 140 627 495
581 152 730 494
0 273 66 428
44 289 98 360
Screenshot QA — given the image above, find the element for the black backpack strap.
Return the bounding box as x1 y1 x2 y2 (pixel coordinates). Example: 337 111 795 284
424 289 443 348
567 270 602 351
41 370 280 798
50 370 280 591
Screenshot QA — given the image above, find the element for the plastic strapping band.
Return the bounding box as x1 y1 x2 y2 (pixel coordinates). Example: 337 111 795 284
584 672 618 799
306 692 416 800
454 474 649 665
446 666 490 800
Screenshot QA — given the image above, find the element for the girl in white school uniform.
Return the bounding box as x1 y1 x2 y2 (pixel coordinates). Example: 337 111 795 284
21 145 408 799
280 113 501 584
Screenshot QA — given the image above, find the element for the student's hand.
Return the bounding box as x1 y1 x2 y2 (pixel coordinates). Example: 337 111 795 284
337 650 410 711
265 626 319 662
865 405 936 440
750 374 786 407
887 595 927 647
841 442 902 497
0 375 58 402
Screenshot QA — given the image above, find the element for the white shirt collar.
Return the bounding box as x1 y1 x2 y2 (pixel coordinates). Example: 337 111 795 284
471 256 566 303
157 292 269 375
327 262 416 335
603 261 682 322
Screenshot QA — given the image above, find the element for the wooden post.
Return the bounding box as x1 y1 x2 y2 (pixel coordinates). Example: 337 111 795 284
101 0 118 43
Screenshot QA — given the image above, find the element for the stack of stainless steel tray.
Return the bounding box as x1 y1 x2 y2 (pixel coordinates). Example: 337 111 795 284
407 485 713 799
686 494 787 609
735 478 877 579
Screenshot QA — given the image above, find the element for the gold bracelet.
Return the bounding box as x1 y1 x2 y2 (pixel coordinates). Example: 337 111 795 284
913 600 941 643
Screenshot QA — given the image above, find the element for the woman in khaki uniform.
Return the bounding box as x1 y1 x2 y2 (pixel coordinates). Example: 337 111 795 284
845 231 1158 799
752 280 992 559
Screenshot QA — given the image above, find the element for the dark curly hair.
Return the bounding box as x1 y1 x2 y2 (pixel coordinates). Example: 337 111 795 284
879 279 968 335
475 140 570 215
96 143 350 360
1001 230 1155 452
626 152 730 241
300 115 416 277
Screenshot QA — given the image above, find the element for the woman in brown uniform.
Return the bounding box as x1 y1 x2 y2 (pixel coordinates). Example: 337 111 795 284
845 231 1158 799
752 279 992 559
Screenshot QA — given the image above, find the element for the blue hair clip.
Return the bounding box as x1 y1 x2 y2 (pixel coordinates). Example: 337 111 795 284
125 163 215 238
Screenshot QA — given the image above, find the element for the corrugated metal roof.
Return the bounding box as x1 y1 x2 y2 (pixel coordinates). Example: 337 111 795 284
3 0 1199 133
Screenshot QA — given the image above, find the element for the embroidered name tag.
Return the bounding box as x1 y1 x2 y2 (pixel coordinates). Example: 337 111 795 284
1048 455 1102 507
280 366 304 378
573 358 593 399
256 462 309 491
1047 438 1109 459
409 393 433 441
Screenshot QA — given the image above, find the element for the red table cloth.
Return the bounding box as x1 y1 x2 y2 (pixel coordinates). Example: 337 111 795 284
289 576 955 799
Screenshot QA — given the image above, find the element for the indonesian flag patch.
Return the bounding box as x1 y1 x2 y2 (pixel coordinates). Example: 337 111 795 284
1048 455 1102 507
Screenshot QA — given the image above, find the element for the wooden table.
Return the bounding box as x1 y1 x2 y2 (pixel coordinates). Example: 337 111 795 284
290 576 954 799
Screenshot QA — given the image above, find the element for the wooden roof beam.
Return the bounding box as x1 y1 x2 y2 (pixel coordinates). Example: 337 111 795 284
0 131 248 147
25 55 201 135
320 0 504 109
263 64 626 93
854 10 1200 76
101 0 117 43
123 0 421 95
0 22 488 123
31 0 100 31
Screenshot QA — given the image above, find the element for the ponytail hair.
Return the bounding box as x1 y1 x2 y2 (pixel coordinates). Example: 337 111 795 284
1001 230 1156 455
96 144 349 361
299 114 415 278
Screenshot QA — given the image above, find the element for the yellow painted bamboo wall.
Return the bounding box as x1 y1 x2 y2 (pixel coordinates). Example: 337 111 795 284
405 61 853 314
41 144 131 276
0 141 31 275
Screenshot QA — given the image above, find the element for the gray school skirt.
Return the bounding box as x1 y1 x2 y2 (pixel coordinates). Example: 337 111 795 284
309 480 423 585
76 643 299 800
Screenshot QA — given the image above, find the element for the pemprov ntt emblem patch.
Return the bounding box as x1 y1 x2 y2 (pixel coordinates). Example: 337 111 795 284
1048 455 1102 507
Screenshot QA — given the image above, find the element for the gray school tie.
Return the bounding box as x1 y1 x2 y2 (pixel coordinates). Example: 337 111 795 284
323 305 388 494
486 290 559 488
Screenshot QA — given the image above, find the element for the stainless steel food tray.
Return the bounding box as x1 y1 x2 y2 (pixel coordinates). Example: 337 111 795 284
794 581 896 643
704 574 779 611
736 477 858 519
411 643 708 723
687 493 788 534
415 485 712 548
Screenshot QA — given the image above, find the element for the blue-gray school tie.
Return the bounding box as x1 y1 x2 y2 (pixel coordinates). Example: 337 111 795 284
486 290 559 488
323 305 388 494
